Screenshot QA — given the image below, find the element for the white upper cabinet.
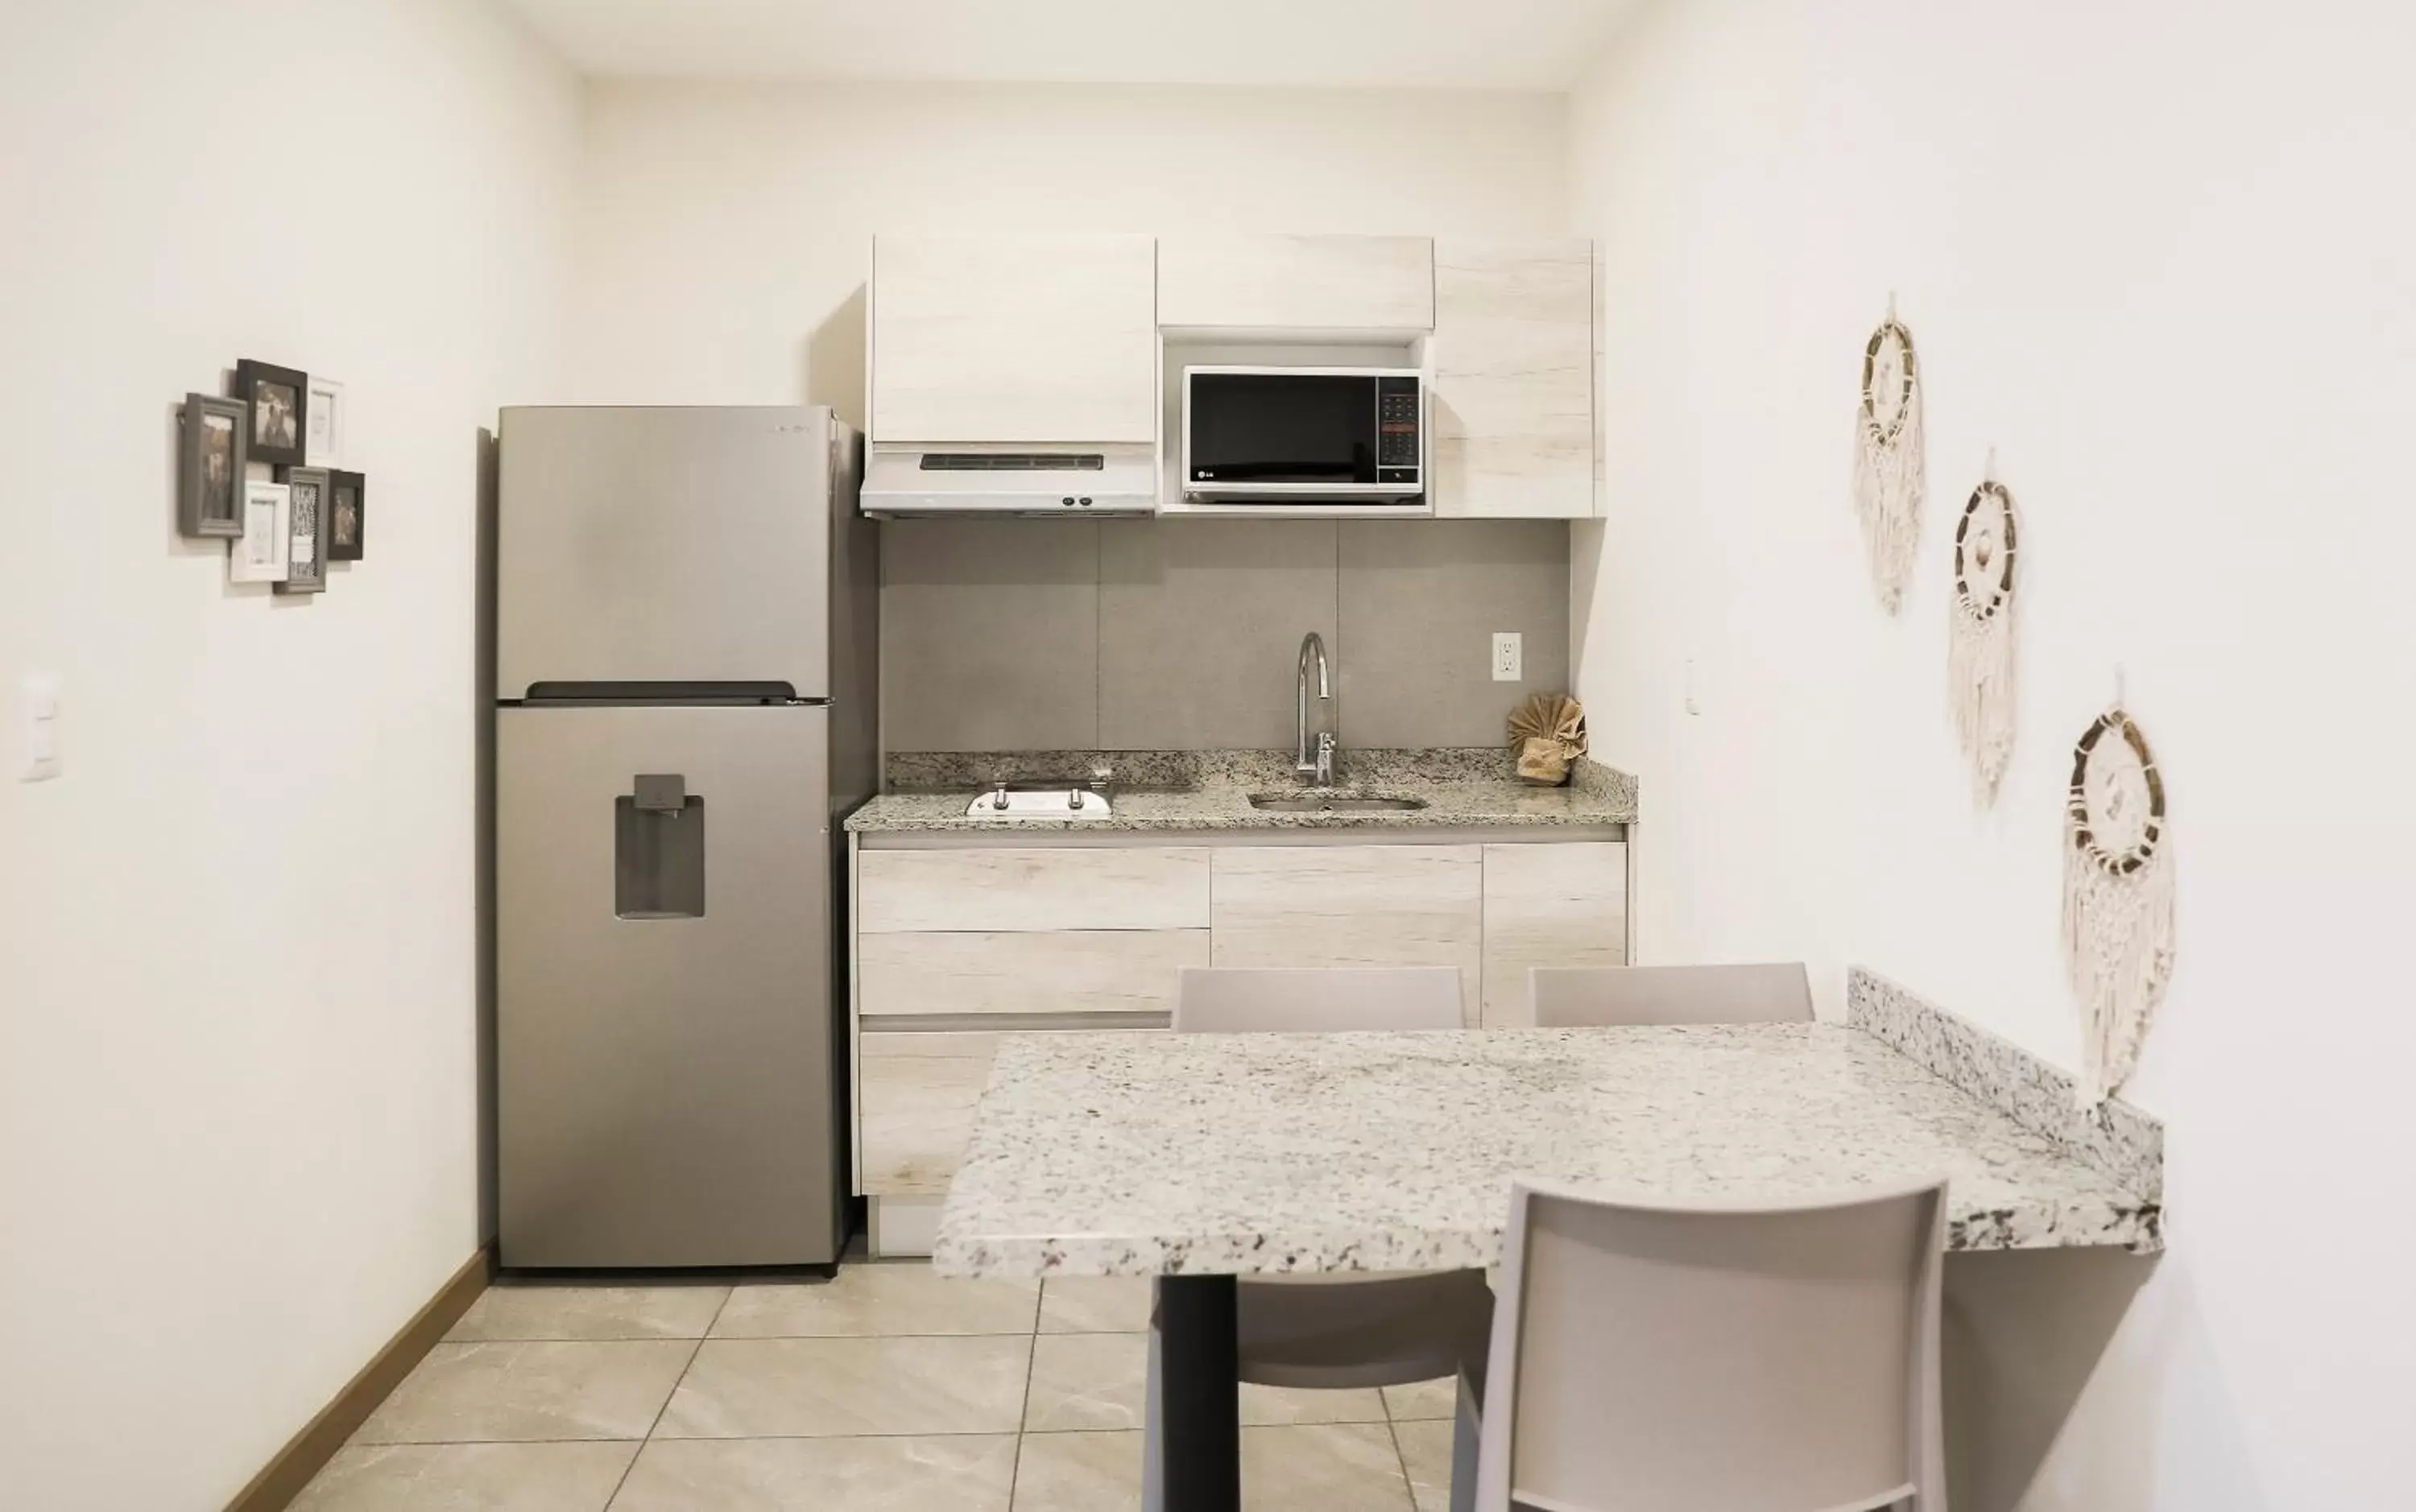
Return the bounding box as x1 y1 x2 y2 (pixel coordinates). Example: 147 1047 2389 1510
1158 235 1433 333
1429 239 1596 518
870 234 1158 444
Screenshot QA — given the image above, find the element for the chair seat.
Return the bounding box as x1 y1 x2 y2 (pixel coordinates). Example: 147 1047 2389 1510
1235 1269 1494 1390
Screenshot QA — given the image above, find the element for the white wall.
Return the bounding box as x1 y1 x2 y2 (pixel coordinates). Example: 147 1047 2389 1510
567 80 1569 411
1568 2 2414 1506
0 2 577 1507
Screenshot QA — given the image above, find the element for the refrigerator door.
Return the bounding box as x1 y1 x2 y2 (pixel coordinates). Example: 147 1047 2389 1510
498 703 839 1267
498 407 834 699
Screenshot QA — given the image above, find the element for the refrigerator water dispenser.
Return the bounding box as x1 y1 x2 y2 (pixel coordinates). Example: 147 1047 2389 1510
616 775 705 919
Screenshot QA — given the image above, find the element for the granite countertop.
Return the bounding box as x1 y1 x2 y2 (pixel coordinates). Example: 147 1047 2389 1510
931 1023 2162 1279
846 748 1637 834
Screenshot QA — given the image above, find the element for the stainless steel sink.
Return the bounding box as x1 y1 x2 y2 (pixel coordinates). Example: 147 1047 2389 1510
1247 792 1429 813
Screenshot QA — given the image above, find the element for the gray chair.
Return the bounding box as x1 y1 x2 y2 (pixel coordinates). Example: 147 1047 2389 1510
1144 967 1493 1510
1529 960 1816 1027
1469 1176 1949 1512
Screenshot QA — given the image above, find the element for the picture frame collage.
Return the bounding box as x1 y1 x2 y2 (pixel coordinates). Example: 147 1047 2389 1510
178 359 366 593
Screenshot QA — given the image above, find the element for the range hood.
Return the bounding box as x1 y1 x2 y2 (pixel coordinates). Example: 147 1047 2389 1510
860 444 1157 517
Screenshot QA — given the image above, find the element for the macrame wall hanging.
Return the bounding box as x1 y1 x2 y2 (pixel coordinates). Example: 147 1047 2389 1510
1947 460 2020 804
2062 699 2174 1105
1851 298 1926 613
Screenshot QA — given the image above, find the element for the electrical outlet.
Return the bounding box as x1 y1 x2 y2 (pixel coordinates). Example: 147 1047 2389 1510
1491 632 1522 682
20 675 60 782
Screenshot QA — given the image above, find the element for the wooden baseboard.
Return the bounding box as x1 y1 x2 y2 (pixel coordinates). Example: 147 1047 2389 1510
223 1246 494 1512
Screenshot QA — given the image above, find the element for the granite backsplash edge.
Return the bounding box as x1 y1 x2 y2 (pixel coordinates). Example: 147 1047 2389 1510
1847 967 2164 1204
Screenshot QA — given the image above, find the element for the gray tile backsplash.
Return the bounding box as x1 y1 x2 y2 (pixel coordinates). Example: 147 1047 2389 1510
879 517 1569 753
879 519 1099 752
1098 519 1339 750
1338 520 1571 748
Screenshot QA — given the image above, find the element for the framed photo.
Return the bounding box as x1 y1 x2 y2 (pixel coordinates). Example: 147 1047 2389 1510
230 480 292 585
278 467 329 594
327 469 367 560
234 359 309 468
179 392 247 539
305 376 345 468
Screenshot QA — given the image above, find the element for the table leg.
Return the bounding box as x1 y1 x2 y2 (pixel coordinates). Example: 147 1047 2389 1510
1155 1274 1239 1512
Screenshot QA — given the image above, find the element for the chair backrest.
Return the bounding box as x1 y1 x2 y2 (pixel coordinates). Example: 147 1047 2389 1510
1529 962 1815 1027
1173 966 1464 1033
1475 1177 1947 1512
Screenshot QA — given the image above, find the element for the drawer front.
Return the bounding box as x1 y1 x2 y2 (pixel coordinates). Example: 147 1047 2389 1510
858 846 1213 933
858 1028 1161 1196
1480 841 1629 1027
1210 845 1484 1025
858 1032 1003 1197
859 928 1209 1018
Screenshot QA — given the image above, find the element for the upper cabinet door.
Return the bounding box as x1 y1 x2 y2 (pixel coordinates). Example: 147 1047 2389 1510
871 234 1158 444
1429 239 1595 518
1158 235 1433 333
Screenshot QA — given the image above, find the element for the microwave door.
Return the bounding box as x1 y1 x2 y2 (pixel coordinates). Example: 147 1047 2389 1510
1189 371 1376 487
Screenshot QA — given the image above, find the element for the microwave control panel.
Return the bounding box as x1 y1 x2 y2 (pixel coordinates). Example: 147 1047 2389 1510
1377 376 1421 486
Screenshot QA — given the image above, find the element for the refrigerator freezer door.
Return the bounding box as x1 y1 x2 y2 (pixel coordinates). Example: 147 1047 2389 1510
498 703 839 1267
498 407 834 698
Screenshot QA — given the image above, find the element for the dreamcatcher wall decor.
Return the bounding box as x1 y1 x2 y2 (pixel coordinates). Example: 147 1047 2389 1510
1851 296 1926 613
1948 459 2020 804
2062 697 2174 1105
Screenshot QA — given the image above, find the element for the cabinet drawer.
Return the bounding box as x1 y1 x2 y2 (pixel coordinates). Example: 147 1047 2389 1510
859 929 1208 1018
1158 234 1434 331
1480 841 1628 1027
1210 845 1483 1024
858 1032 1002 1197
858 1028 1160 1196
858 847 1212 933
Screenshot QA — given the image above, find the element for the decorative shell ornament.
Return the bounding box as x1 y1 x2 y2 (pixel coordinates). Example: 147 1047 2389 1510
2062 705 2174 1105
1851 303 1926 613
1948 473 2021 804
1508 694 1588 786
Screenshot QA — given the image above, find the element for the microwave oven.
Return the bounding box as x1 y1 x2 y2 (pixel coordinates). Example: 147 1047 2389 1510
1181 366 1425 504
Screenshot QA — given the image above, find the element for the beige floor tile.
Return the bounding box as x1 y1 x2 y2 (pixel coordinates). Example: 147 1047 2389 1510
610 1435 1017 1512
1011 1430 1144 1512
1381 1377 1458 1422
1040 1275 1156 1333
714 1262 1037 1338
291 1443 636 1511
655 1336 1031 1438
1392 1419 1458 1512
447 1283 729 1342
1240 1382 1389 1426
355 1341 694 1444
1024 1332 1148 1431
1243 1423 1414 1512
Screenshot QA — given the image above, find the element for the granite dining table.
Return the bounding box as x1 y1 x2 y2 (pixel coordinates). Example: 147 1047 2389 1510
930 996 2163 1512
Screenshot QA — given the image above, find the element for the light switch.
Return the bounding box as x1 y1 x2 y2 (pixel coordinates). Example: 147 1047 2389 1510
1491 632 1522 682
21 675 60 781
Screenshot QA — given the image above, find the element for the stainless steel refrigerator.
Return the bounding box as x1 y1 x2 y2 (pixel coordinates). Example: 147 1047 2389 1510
494 406 875 1268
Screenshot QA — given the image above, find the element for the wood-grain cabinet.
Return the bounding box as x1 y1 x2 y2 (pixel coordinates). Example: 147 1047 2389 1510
868 233 1159 444
852 836 1627 1246
1158 234 1434 333
1429 239 1597 519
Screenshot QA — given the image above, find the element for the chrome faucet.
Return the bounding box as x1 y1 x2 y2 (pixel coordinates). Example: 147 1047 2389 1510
1295 632 1336 787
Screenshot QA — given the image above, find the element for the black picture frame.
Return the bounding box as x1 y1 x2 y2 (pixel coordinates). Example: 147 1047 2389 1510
276 465 329 594
235 358 309 468
326 469 366 560
178 392 247 539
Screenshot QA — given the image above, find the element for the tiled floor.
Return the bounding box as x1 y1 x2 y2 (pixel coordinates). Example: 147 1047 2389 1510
293 1260 1458 1510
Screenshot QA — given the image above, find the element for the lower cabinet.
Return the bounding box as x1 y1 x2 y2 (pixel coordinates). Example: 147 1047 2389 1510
851 834 1628 1250
1209 845 1486 1025
1479 841 1630 1027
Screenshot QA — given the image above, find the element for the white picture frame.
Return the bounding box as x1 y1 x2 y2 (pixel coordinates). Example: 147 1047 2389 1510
305 376 345 469
230 480 292 584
